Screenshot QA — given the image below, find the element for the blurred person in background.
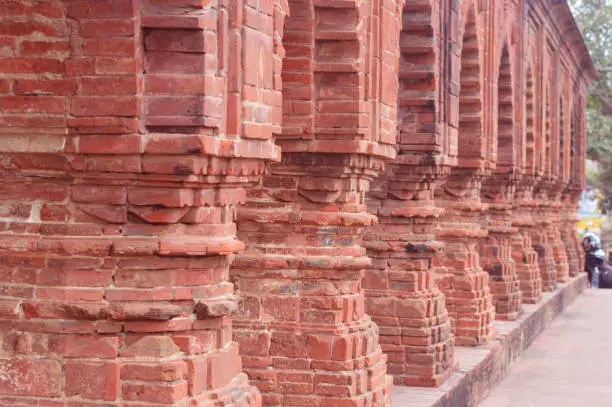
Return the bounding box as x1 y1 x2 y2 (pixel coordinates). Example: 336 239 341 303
582 232 612 288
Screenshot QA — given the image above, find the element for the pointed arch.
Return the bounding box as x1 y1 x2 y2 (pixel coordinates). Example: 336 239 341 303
457 4 485 166
397 0 439 158
496 43 515 171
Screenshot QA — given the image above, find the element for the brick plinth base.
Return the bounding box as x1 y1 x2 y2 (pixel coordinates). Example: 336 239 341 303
510 210 543 304
391 273 588 407
365 165 455 387
480 201 522 321
436 211 495 343
531 209 558 292
511 225 543 304
0 176 263 407
561 208 582 277
548 206 571 283
511 182 543 304
232 154 393 407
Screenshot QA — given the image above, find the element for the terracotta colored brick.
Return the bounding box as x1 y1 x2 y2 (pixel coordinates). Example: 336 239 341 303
0 359 62 397
0 2 594 407
122 381 188 404
121 360 187 382
0 58 63 74
65 361 120 401
49 335 119 359
20 41 70 57
0 96 65 114
70 96 139 117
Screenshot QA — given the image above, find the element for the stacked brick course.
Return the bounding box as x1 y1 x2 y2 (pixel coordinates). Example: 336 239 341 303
0 0 596 405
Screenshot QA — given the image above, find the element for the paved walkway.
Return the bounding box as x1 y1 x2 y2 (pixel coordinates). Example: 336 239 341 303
479 288 612 407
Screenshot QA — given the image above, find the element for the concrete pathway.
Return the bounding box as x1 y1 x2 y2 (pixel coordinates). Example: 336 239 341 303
479 288 612 407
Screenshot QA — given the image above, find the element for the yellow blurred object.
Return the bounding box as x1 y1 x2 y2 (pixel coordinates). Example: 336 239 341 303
577 217 603 233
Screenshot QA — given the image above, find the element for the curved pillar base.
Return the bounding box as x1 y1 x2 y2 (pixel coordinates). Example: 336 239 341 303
233 315 392 407
365 272 455 387
364 164 456 388
511 227 543 304
549 223 570 283
481 232 522 321
233 153 393 406
436 238 496 346
532 233 557 292
562 224 582 277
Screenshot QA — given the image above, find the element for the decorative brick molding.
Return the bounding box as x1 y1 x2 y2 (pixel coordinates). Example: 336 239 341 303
0 0 597 405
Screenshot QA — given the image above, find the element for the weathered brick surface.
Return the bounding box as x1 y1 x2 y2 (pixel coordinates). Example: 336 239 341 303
0 0 596 406
231 1 398 405
0 1 285 405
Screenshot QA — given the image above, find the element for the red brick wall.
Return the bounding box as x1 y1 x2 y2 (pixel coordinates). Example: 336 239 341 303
0 1 286 405
0 0 595 405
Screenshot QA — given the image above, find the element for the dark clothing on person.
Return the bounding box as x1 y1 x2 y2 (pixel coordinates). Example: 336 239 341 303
585 251 612 288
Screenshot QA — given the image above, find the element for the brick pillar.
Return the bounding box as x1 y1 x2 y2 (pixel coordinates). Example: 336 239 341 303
511 177 543 304
532 182 557 291
361 0 455 388
234 155 392 406
436 168 496 346
232 0 396 405
0 1 287 405
480 175 522 320
365 165 455 387
561 190 582 277
547 187 570 283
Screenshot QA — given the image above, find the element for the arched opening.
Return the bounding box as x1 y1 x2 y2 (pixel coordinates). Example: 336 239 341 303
364 0 456 386
496 45 515 170
233 1 395 404
511 63 543 304
457 7 485 164
479 42 522 320
435 4 495 346
551 92 571 282
532 80 558 291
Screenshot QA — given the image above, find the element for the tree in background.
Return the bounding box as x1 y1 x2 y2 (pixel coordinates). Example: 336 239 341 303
570 0 612 213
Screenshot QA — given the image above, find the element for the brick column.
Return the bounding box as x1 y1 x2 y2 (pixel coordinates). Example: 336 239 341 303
436 167 496 346
547 186 570 283
480 174 522 320
532 181 558 292
231 0 396 405
361 0 455 388
234 155 392 406
511 176 543 304
561 189 582 276
0 1 287 405
365 165 455 387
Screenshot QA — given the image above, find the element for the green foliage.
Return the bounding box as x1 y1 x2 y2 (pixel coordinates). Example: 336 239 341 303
569 0 612 198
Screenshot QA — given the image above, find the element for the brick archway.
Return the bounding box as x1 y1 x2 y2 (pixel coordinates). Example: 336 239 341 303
364 0 455 388
480 42 523 320
551 94 572 283
231 1 397 405
533 80 559 292
561 105 583 276
435 3 496 346
511 63 543 304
